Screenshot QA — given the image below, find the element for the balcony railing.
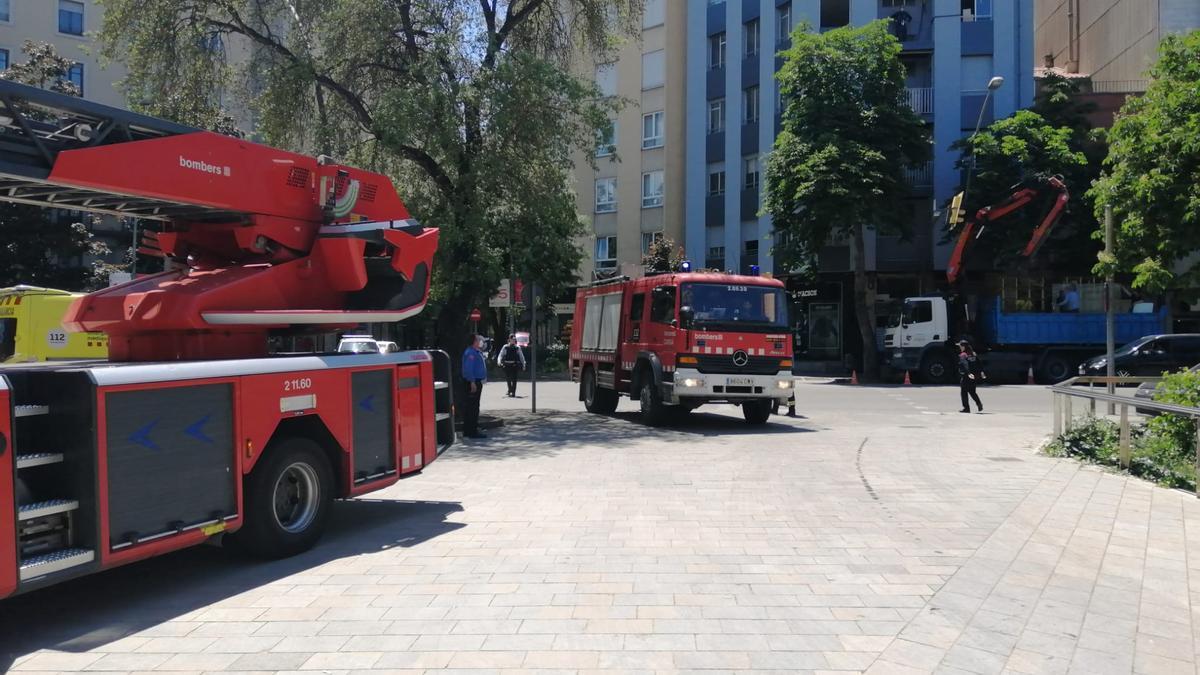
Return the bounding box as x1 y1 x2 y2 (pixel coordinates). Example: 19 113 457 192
903 162 933 188
1090 80 1148 94
905 87 934 115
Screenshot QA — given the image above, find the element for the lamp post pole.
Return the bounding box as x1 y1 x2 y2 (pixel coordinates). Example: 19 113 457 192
960 76 1005 218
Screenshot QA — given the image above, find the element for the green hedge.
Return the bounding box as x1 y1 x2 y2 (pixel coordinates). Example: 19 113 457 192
1046 369 1200 491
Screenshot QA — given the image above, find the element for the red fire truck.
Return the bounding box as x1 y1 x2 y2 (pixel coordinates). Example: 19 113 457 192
570 271 794 425
0 80 453 599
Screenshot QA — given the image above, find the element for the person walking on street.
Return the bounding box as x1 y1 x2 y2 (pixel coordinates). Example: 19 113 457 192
461 334 489 439
957 339 985 413
496 334 526 397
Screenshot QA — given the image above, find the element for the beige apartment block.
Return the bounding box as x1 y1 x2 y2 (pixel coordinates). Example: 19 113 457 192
1036 0 1200 86
0 0 126 106
572 0 686 282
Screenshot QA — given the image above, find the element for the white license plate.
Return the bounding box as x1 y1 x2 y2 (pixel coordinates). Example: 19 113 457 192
726 377 754 386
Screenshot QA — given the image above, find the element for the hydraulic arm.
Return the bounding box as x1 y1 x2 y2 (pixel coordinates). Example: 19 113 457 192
0 80 437 361
945 175 1069 285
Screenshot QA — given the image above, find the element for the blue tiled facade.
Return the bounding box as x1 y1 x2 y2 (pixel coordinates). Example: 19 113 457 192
684 0 1035 278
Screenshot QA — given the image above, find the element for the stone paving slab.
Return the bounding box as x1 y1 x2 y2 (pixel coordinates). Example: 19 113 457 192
2 383 1198 673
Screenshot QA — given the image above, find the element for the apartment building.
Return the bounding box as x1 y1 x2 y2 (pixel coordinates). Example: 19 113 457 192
1035 0 1199 125
573 0 687 280
1037 0 1199 84
685 0 1033 368
0 0 125 106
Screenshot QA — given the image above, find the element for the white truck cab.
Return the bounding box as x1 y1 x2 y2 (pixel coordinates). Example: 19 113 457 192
883 297 956 382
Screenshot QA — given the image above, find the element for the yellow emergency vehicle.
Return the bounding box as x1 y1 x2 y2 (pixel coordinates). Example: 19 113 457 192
0 286 107 362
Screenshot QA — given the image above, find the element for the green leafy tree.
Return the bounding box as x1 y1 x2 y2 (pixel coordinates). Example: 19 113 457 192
1090 30 1200 295
641 235 684 274
94 0 639 359
764 21 930 378
0 42 114 290
949 110 1088 273
948 73 1103 276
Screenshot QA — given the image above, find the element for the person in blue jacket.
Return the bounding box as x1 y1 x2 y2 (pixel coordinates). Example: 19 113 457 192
461 334 489 439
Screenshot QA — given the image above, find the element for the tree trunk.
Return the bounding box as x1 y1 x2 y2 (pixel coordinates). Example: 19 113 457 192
851 223 880 380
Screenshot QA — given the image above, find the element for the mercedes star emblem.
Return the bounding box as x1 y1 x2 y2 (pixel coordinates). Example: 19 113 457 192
732 350 749 367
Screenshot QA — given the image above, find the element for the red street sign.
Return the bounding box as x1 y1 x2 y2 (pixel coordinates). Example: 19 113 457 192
469 308 482 322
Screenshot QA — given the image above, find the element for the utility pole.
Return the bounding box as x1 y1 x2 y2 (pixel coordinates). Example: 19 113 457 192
507 261 515 337
1105 205 1115 414
530 282 538 414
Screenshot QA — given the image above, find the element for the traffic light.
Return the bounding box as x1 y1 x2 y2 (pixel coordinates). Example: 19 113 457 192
949 192 966 226
519 282 542 323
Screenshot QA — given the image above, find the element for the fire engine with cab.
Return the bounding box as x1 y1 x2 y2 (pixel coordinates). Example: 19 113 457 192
570 268 794 425
0 80 453 599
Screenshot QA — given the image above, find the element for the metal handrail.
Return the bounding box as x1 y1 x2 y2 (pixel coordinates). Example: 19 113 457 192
1052 376 1198 417
1050 376 1200 488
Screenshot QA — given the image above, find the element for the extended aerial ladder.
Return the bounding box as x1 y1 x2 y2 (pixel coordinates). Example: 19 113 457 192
0 78 438 361
945 175 1070 285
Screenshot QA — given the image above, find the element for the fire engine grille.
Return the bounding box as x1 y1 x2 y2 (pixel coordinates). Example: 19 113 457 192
286 167 311 188
693 354 782 375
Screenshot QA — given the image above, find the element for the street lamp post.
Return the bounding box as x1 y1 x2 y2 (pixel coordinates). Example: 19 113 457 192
960 76 1005 223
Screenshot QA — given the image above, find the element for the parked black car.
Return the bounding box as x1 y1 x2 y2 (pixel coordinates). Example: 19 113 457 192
1079 334 1200 378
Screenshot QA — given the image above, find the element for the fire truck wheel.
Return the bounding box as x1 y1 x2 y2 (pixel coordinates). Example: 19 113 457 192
230 438 334 559
743 399 772 425
582 367 618 414
638 381 668 426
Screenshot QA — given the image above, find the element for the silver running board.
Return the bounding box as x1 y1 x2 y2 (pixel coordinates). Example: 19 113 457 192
18 499 79 520
19 548 94 581
16 452 64 469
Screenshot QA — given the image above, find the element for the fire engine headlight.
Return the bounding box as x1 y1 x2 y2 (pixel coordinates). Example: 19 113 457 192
776 379 794 389
681 377 705 388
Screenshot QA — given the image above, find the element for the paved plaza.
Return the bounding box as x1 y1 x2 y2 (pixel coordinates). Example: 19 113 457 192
3 381 1200 674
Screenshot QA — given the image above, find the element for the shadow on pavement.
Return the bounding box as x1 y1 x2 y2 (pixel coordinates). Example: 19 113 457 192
445 409 816 463
0 499 464 667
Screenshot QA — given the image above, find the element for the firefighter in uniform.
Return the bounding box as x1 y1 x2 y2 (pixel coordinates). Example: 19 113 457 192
496 334 526 397
461 334 489 439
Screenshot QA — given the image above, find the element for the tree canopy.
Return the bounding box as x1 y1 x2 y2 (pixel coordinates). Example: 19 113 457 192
949 110 1088 272
764 20 930 377
95 0 640 351
1090 30 1200 294
948 74 1102 276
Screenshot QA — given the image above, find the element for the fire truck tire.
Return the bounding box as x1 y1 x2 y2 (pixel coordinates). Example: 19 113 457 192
743 399 772 425
229 438 334 559
582 367 618 414
638 381 668 426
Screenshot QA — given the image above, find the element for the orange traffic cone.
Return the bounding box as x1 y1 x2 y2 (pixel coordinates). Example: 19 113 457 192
850 370 859 385
903 370 913 386
1026 366 1035 385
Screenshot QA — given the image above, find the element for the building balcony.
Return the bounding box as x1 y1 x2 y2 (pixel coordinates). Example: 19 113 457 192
905 87 934 116
903 161 933 190
1090 80 1148 94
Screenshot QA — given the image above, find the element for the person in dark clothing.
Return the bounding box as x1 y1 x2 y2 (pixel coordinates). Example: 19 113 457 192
957 339 984 413
496 334 526 397
461 334 489 439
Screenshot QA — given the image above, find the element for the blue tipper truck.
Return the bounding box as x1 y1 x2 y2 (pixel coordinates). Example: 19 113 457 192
882 294 1167 383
